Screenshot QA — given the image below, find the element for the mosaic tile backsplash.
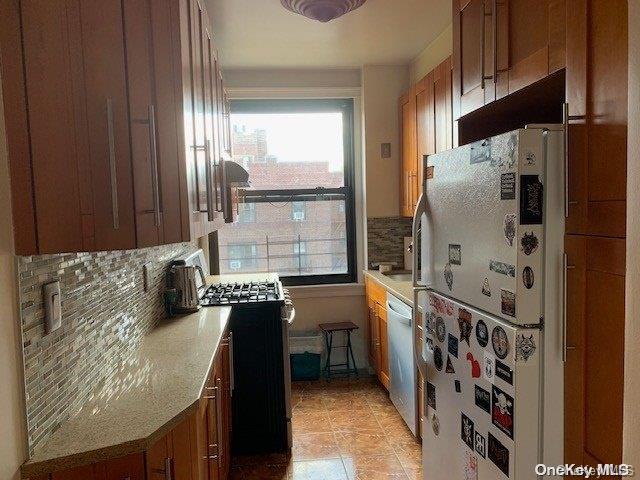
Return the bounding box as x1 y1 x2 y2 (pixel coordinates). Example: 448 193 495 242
18 242 197 453
367 216 412 269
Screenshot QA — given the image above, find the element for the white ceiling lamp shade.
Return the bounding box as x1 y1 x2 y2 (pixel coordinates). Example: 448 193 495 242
280 0 368 22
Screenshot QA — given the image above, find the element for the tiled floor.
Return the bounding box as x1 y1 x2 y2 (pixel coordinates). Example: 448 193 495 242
230 377 423 480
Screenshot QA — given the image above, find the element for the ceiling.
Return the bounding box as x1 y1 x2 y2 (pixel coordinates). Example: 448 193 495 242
208 0 451 68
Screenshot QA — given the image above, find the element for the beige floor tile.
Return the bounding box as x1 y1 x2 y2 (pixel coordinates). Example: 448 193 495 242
342 454 408 480
290 459 349 480
329 410 383 433
392 440 422 470
335 431 391 457
291 432 341 461
292 410 332 434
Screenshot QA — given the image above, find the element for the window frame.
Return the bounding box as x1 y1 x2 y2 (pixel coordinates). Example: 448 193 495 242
225 98 357 286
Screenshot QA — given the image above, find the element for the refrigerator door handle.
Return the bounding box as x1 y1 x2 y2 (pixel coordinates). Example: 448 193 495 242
412 192 429 379
563 253 577 362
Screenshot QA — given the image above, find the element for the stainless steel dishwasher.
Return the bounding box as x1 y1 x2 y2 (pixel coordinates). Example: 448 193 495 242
387 292 418 435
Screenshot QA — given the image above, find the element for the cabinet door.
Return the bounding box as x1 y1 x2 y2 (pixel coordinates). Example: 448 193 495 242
18 0 86 253
206 364 221 480
217 338 232 480
399 91 417 217
80 0 136 251
415 73 435 198
195 396 212 480
123 0 189 247
366 296 380 373
565 0 627 237
103 454 145 480
433 57 453 154
453 0 492 118
376 302 390 390
564 235 625 466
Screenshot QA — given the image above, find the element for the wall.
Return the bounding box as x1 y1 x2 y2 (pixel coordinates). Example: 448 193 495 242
623 0 640 466
0 73 26 480
18 243 196 453
409 23 453 83
361 64 409 218
223 68 361 90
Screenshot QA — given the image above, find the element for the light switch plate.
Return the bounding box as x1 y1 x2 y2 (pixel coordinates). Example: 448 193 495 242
143 263 150 292
381 142 391 159
43 280 61 334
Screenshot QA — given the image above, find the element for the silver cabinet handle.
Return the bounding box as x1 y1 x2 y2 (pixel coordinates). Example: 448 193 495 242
492 0 497 84
149 105 161 227
563 103 570 218
480 0 487 89
164 458 173 480
562 253 576 362
204 140 215 221
106 98 119 230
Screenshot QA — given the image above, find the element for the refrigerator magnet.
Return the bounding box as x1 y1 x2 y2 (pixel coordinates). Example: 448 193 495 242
522 267 534 289
483 352 496 382
476 320 489 348
446 355 456 374
500 289 516 318
427 382 437 410
503 214 516 247
500 173 516 200
466 352 481 378
432 414 440 436
455 379 462 393
464 451 479 480
492 326 510 359
488 432 510 476
434 346 444 371
444 262 454 291
436 317 446 342
448 333 459 358
474 432 487 458
458 308 473 345
491 385 515 439
449 243 462 265
474 385 491 414
461 412 475 451
481 277 492 297
519 175 544 225
470 138 491 165
520 231 539 255
489 259 515 278
516 334 537 362
495 359 513 385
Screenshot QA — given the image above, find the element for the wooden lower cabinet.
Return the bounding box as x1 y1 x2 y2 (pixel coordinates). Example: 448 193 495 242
564 235 625 467
34 331 232 480
365 277 390 389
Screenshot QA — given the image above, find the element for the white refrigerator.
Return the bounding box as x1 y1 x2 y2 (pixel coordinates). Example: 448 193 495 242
412 127 565 480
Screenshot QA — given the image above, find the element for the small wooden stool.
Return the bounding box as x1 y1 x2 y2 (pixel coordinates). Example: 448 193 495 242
319 321 359 379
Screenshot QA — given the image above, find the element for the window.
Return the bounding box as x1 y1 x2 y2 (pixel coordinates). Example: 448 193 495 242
237 203 256 223
217 99 357 285
225 244 258 271
292 202 306 221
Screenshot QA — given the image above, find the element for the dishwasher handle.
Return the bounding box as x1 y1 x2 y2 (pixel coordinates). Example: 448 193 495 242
386 301 412 326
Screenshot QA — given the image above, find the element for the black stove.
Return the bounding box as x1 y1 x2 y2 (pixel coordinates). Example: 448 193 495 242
200 281 282 306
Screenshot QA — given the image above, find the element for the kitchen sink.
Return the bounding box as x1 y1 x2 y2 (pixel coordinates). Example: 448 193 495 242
382 271 412 282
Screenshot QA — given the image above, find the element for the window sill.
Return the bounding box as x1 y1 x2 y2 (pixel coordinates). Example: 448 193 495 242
287 283 365 299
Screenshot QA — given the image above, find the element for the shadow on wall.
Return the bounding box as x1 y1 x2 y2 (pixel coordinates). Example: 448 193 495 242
0 76 27 479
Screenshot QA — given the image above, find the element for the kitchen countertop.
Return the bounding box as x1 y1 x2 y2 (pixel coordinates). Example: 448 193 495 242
364 269 415 306
22 303 232 478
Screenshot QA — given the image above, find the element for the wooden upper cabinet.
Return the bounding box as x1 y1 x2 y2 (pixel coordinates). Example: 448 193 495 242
433 57 453 153
415 72 435 196
453 0 491 118
399 90 417 217
0 0 231 255
565 0 627 238
453 0 566 120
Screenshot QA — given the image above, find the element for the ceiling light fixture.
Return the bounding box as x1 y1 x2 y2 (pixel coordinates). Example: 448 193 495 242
280 0 368 23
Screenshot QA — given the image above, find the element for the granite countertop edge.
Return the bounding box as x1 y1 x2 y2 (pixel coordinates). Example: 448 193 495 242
21 302 232 478
363 269 415 306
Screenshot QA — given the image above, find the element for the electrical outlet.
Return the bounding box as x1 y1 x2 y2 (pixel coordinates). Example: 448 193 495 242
381 142 391 158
